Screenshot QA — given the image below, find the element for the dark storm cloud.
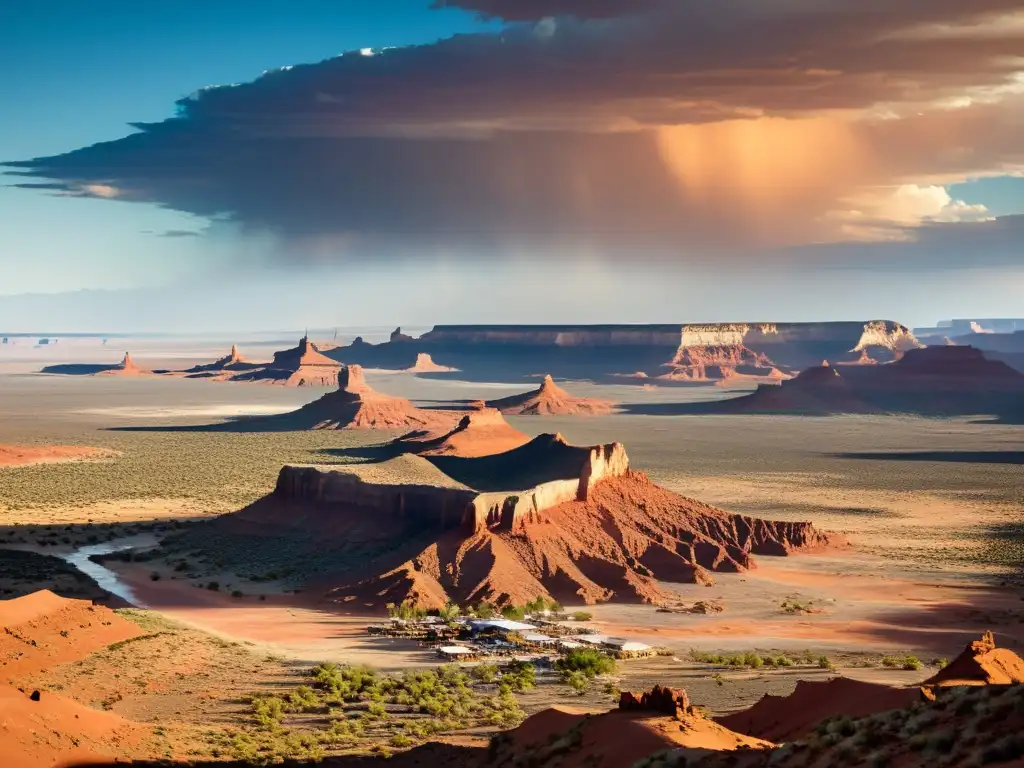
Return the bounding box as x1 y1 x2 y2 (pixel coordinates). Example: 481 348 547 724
5 0 1024 259
433 0 664 20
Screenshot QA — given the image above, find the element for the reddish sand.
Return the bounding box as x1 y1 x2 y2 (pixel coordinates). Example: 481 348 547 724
0 445 109 468
406 353 457 373
0 684 140 768
0 591 146 767
0 591 143 681
278 365 460 430
485 375 614 415
390 409 530 457
327 471 833 609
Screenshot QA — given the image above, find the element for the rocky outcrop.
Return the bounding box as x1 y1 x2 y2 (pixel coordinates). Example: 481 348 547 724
405 353 457 373
922 631 1024 687
230 336 341 387
268 364 459 430
619 686 693 719
96 352 149 376
180 344 262 377
660 344 783 382
391 408 529 457
485 375 614 415
390 327 415 343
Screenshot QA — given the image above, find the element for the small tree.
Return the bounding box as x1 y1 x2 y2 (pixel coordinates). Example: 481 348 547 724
475 602 496 620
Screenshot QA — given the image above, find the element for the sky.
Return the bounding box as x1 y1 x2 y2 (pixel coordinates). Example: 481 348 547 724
1 0 1023 332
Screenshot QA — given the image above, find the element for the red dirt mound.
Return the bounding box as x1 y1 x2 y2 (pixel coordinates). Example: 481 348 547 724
231 336 341 386
0 445 108 468
488 688 769 768
275 365 460 430
923 631 1024 687
0 684 141 768
0 591 143 681
405 353 457 373
390 409 530 457
326 471 834 609
0 592 147 766
486 375 614 415
716 676 921 743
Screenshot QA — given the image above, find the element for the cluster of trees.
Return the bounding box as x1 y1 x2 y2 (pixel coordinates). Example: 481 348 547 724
386 596 576 623
234 661 528 762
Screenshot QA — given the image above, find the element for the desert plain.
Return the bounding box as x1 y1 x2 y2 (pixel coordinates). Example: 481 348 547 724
0 329 1022 766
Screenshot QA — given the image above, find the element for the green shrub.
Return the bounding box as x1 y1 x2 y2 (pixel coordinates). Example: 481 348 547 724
571 611 593 622
471 663 498 683
556 648 615 684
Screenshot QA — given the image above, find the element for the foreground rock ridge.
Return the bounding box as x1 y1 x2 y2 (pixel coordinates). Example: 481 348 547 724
191 435 833 609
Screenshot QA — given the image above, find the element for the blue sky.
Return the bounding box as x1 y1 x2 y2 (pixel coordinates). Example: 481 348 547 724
0 1 491 294
1 0 1022 330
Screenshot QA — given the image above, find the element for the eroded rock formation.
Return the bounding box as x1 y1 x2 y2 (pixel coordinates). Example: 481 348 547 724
271 364 459 429
485 375 614 415
230 336 342 387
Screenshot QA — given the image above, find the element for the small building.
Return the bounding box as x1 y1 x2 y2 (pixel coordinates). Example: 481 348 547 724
468 619 538 635
602 638 654 658
568 634 608 646
522 632 556 646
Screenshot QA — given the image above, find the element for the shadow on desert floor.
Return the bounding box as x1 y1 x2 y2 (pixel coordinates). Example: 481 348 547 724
834 450 1024 465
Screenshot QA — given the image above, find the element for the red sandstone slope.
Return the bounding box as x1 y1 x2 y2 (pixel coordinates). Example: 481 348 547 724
391 409 530 457
486 375 614 415
487 687 769 768
277 365 460 430
326 471 832 609
716 677 921 743
922 631 1024 687
0 591 143 681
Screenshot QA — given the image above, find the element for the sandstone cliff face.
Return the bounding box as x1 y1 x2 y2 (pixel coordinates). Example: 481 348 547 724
661 344 781 382
322 471 833 609
275 465 475 532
